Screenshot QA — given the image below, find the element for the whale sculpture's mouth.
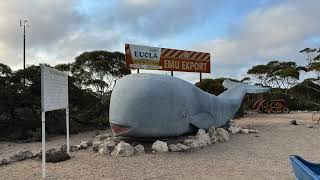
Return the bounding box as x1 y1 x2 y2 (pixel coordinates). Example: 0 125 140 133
110 123 131 135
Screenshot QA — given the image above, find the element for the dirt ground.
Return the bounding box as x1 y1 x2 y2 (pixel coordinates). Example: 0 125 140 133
0 112 320 180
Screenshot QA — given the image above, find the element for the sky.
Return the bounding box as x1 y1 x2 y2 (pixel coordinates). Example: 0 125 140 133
0 0 319 83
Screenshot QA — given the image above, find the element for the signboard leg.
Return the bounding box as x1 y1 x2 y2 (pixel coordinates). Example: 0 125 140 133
171 71 173 76
200 73 202 83
137 69 140 73
66 107 70 154
41 111 46 178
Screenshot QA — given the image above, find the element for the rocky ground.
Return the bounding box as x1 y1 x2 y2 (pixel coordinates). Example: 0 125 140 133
0 112 320 180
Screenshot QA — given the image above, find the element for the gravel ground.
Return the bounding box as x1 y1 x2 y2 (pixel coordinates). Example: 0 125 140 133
0 112 320 180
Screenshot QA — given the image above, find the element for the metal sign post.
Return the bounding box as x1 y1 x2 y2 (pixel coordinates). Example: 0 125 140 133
41 65 69 178
41 111 46 178
66 107 70 154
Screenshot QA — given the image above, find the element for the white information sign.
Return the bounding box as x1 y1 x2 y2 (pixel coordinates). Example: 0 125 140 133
41 65 68 111
40 65 69 178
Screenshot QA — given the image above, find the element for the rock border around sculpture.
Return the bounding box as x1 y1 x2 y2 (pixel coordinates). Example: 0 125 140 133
0 125 261 165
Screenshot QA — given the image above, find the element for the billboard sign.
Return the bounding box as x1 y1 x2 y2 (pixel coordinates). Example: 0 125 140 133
125 44 211 73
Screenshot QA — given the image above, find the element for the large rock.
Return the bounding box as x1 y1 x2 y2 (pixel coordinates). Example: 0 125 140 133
45 148 70 163
168 144 183 152
240 128 259 134
98 140 118 155
183 138 199 148
94 134 112 141
134 144 145 155
290 120 297 125
0 158 13 166
111 141 135 157
176 143 190 150
240 128 249 134
70 145 81 152
207 126 218 143
92 134 113 151
183 129 212 148
216 128 230 142
196 129 212 146
248 129 259 133
152 140 169 153
228 125 241 134
10 150 34 162
80 140 90 149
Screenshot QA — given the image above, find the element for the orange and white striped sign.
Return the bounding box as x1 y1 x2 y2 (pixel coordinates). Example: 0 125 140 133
125 44 211 73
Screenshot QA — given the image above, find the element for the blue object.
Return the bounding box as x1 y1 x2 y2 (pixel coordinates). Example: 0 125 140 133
109 73 270 138
289 155 320 180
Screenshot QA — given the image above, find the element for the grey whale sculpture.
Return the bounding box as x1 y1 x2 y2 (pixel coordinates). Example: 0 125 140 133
109 73 270 138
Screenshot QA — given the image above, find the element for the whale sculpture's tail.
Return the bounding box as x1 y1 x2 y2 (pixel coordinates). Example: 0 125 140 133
218 79 270 107
221 79 270 95
189 79 271 130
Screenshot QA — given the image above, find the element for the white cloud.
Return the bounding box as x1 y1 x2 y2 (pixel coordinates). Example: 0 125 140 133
0 0 83 69
1 0 319 85
193 0 320 81
0 0 223 71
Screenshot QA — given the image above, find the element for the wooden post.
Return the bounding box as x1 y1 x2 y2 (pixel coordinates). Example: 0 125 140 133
171 71 173 76
200 73 202 83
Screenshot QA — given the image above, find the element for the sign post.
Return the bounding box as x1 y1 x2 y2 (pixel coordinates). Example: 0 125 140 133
41 111 45 178
41 65 69 178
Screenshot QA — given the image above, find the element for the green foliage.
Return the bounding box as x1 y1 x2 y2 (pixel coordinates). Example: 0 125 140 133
247 60 299 90
0 63 12 76
71 51 130 98
195 78 225 95
299 47 320 85
288 79 320 110
0 51 130 141
55 63 72 72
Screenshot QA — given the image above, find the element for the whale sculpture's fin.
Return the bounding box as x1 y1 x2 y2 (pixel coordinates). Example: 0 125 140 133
221 79 271 94
190 112 214 129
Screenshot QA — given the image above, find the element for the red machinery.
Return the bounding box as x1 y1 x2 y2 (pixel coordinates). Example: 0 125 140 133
253 99 289 113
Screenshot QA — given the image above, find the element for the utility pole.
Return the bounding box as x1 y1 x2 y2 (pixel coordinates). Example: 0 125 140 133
20 19 29 86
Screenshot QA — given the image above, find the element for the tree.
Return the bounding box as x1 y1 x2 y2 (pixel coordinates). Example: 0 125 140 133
247 64 271 86
195 78 226 95
71 51 130 99
299 48 318 64
247 61 299 91
299 48 320 84
55 63 72 72
0 63 12 87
